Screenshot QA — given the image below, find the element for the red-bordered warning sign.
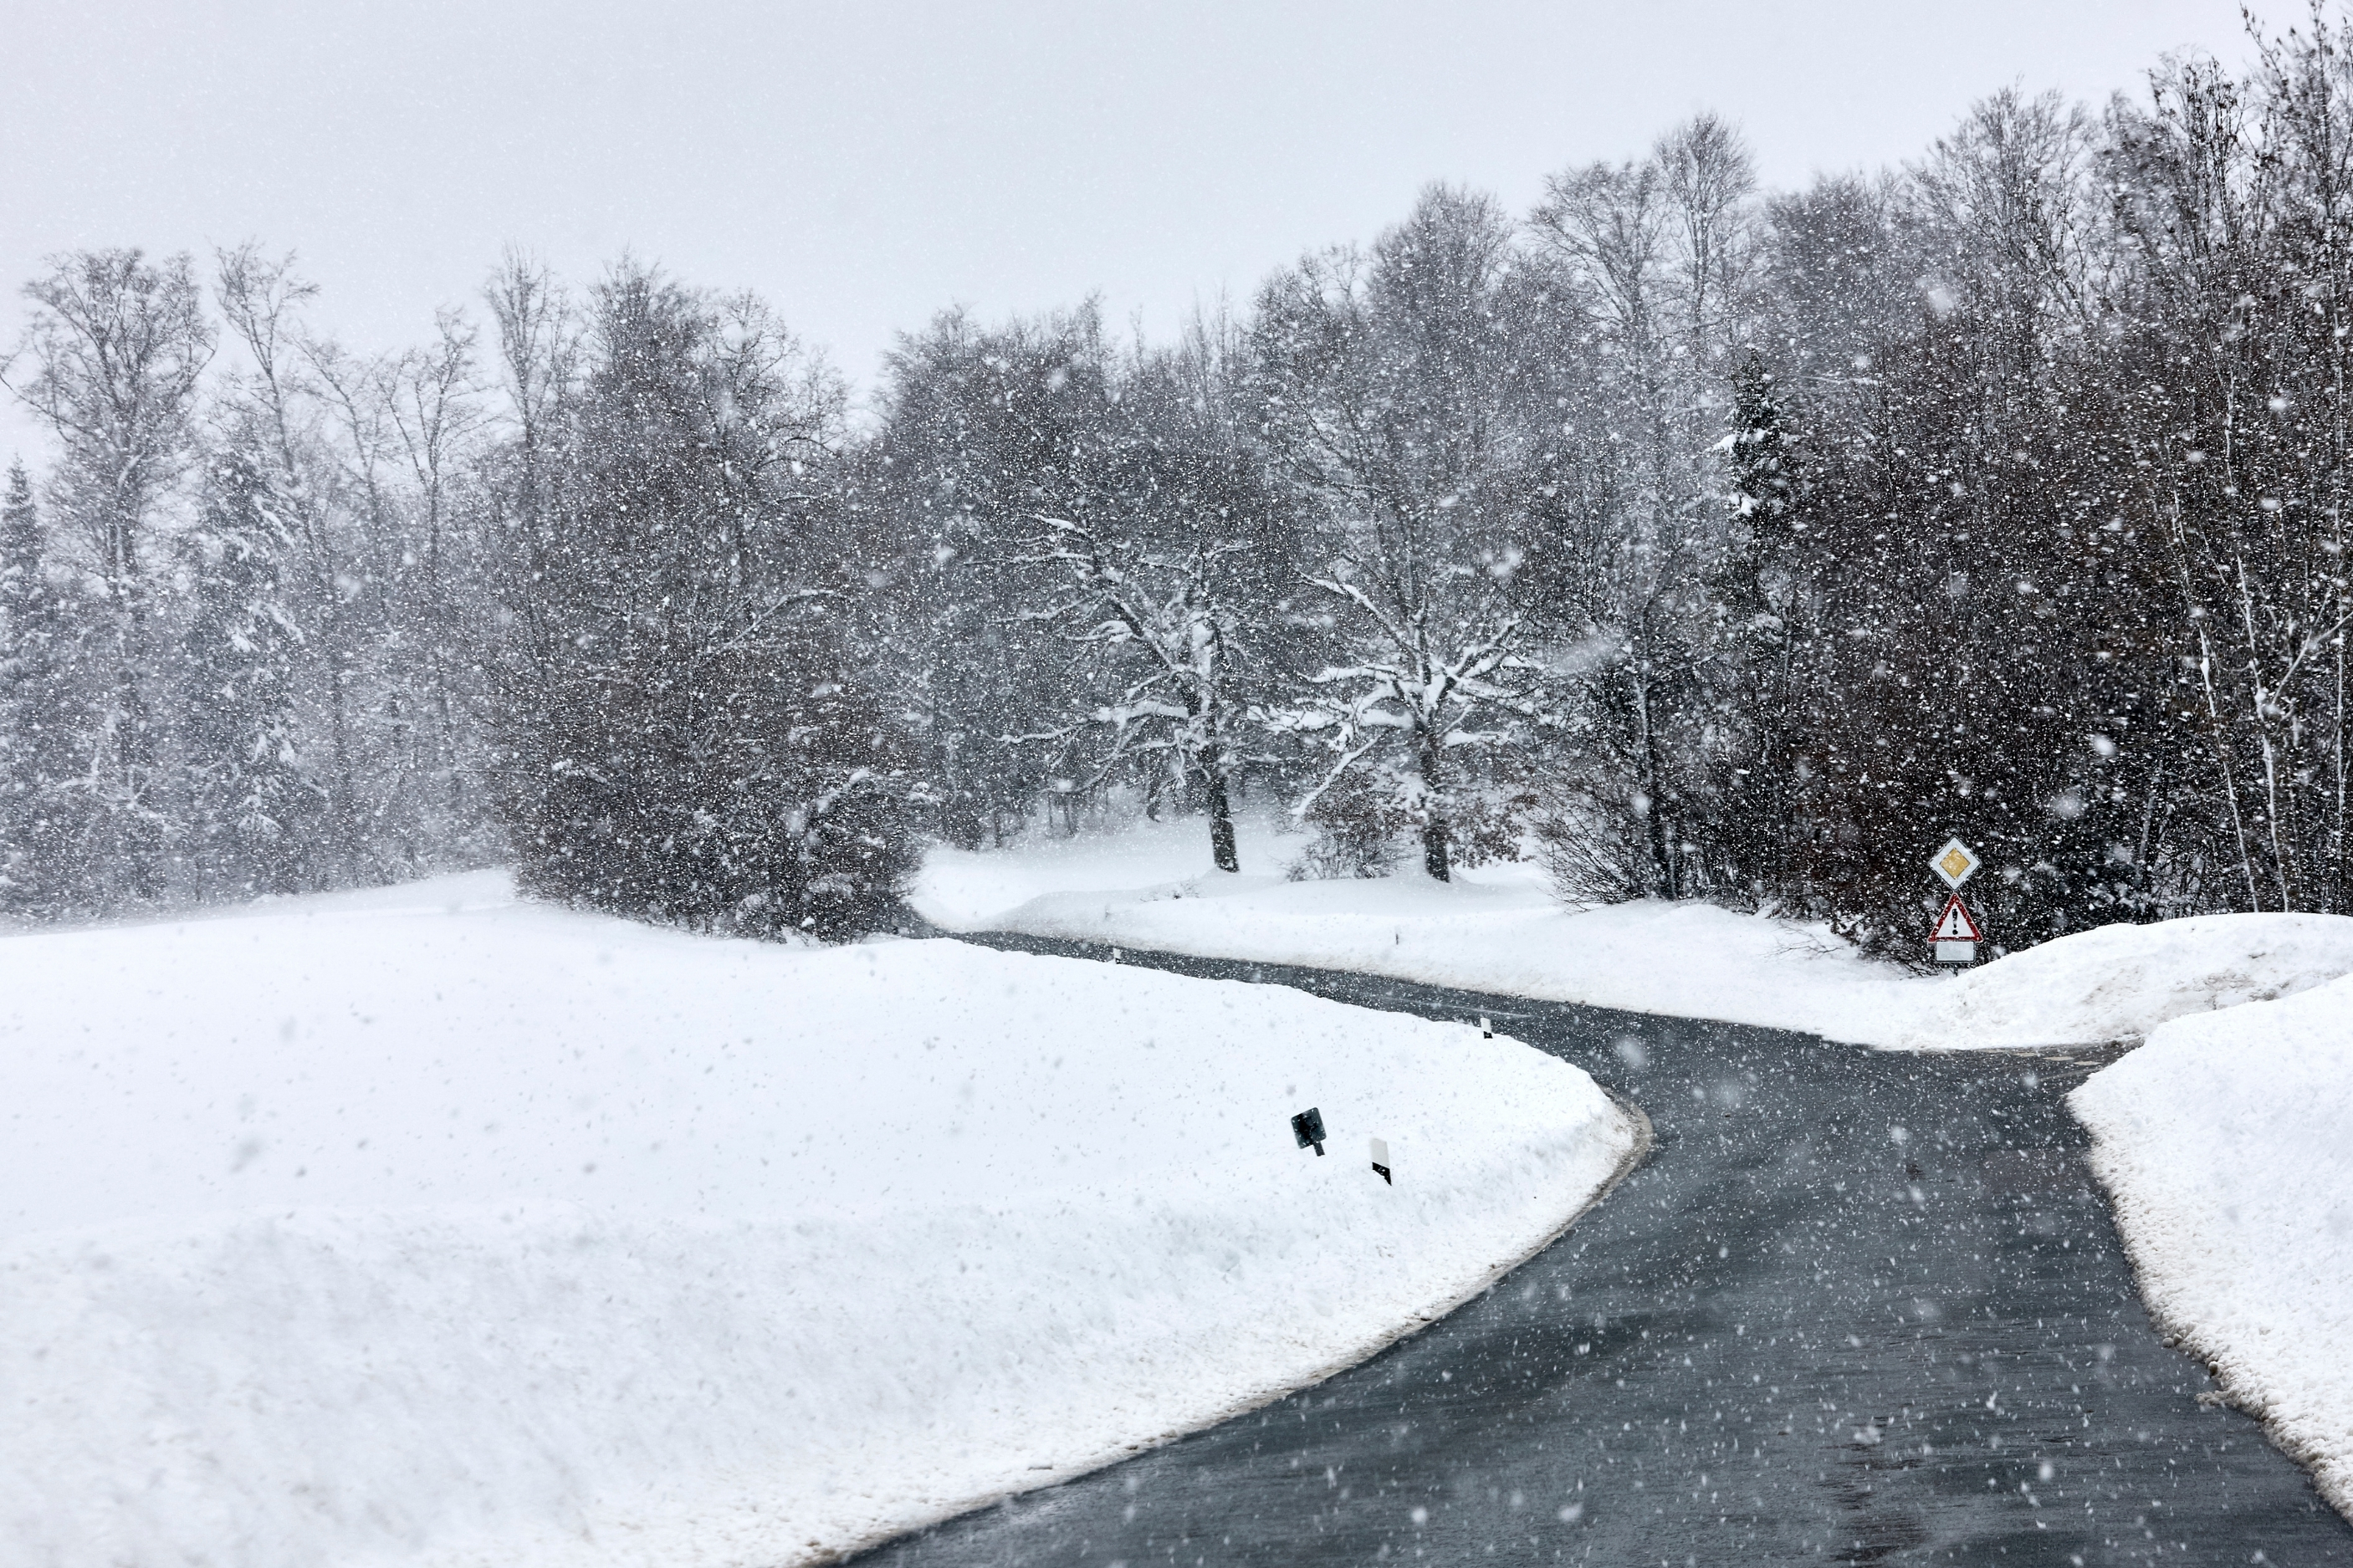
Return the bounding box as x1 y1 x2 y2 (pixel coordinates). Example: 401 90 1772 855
1930 893 1982 942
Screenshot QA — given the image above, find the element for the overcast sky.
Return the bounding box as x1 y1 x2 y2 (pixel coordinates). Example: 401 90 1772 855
2 0 2264 456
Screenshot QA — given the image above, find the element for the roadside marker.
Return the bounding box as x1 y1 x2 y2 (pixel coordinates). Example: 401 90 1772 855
1370 1136 1392 1185
1292 1106 1327 1156
1479 1015 1492 1039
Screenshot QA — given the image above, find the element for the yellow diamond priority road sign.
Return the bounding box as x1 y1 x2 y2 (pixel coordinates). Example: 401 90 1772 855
1931 837 1980 890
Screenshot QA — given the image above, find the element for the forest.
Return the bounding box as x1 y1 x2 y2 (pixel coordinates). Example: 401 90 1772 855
7 18 2353 959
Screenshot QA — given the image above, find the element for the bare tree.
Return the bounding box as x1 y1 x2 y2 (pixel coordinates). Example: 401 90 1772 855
1252 186 1567 880
4 249 214 898
1016 515 1257 871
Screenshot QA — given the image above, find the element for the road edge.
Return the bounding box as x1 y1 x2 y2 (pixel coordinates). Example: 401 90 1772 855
2068 1097 2353 1526
822 1059 1656 1565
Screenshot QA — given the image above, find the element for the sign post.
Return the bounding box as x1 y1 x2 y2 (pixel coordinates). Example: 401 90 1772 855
1928 838 1983 964
1292 1106 1327 1157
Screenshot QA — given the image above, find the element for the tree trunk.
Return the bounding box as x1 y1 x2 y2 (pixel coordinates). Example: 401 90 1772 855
1419 732 1450 882
112 595 162 901
1205 756 1238 873
1632 668 1678 899
325 652 359 881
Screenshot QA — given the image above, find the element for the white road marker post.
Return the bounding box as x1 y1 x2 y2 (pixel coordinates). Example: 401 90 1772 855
1479 1015 1492 1039
1370 1137 1391 1185
1928 837 1982 965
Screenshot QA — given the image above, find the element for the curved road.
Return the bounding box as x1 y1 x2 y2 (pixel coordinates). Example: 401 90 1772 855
855 936 2353 1566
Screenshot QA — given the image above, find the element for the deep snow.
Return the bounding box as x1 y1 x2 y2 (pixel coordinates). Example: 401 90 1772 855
0 871 1635 1568
1895 911 2353 1049
918 821 1927 1044
918 818 2353 1050
2072 975 2353 1519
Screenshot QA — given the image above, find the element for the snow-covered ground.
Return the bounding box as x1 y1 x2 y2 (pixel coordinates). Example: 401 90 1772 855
0 871 1637 1568
2072 975 2353 1518
1898 911 2353 1049
926 820 2353 1515
916 818 2353 1050
920 819 1928 1044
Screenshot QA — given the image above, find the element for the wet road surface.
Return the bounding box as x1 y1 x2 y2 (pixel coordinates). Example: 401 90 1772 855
852 936 2353 1566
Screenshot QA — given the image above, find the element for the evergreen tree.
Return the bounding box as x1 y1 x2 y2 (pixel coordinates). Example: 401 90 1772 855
1705 351 1810 897
0 462 77 917
179 447 315 897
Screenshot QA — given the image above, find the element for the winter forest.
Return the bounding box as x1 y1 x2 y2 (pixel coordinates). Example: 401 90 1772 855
9 24 2353 960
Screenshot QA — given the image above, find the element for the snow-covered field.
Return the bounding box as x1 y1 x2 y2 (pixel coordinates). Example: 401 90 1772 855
0 871 1636 1568
2073 976 2353 1518
918 818 2353 1050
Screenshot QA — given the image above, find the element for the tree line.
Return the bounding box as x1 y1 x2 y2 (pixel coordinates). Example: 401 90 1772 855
8 11 2353 957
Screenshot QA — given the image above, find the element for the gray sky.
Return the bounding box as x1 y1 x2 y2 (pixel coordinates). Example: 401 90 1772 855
2 0 2261 457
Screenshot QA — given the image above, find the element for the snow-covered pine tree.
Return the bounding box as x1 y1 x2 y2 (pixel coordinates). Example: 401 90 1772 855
0 462 79 917
178 447 317 897
1703 350 1811 898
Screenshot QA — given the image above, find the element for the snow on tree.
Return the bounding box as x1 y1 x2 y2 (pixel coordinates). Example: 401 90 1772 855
0 462 79 917
178 446 317 897
483 263 922 940
1251 186 1570 881
4 249 213 906
1015 514 1259 871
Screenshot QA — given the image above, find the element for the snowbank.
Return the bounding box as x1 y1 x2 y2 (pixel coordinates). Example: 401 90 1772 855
1889 912 2353 1050
2071 975 2353 1518
921 827 1927 1044
0 871 1636 1568
916 812 1310 926
923 825 2353 1052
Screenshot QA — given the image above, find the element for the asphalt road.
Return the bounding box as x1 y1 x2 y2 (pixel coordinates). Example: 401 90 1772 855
853 935 2353 1567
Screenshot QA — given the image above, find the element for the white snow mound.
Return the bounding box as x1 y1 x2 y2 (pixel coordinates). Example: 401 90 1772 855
1894 912 2353 1050
2071 973 2353 1518
921 823 1927 1046
0 871 1635 1568
923 825 2353 1051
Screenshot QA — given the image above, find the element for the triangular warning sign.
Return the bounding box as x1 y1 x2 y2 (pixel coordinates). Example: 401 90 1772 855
1931 893 1982 942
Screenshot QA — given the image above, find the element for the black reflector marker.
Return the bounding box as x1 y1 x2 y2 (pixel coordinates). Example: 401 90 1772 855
1370 1136 1391 1185
1292 1106 1327 1156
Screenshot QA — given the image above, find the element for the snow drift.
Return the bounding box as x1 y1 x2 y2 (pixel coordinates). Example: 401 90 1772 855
921 824 1925 1044
2071 975 2353 1520
1890 912 2353 1049
0 871 1636 1568
922 822 2353 1052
